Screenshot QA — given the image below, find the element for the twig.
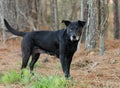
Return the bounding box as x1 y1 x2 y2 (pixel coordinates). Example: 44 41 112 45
17 8 36 31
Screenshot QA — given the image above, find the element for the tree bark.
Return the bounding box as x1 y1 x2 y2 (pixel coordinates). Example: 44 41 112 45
80 0 87 21
52 0 59 30
85 0 97 50
0 0 6 43
113 0 120 39
2 0 17 43
98 0 108 55
80 0 88 42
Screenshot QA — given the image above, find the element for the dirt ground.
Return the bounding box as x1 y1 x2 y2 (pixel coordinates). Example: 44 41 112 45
0 37 120 88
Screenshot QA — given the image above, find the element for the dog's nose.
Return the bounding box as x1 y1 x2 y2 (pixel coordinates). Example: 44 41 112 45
73 35 76 39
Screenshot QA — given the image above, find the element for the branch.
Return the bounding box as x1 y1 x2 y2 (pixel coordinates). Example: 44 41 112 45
17 8 37 31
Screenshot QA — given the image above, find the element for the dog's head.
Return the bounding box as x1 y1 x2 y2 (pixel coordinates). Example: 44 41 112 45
62 20 86 41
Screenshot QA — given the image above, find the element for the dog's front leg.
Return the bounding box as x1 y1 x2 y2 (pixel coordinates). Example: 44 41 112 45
60 55 70 78
65 56 73 78
59 44 71 78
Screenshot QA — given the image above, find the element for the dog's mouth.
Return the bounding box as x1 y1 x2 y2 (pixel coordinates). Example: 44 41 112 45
70 35 80 41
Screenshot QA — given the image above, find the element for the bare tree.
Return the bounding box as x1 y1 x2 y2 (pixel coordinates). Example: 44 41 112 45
1 0 17 43
80 0 88 41
113 0 120 39
36 0 42 29
85 0 98 50
80 0 87 21
98 0 108 55
0 0 81 42
0 0 6 43
52 0 59 30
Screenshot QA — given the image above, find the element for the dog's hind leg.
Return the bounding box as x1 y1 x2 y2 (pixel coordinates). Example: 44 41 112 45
29 53 40 75
21 52 31 69
21 52 31 77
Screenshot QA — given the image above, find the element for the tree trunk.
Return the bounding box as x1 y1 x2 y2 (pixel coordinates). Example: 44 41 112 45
113 0 120 39
98 0 108 55
0 0 6 43
80 0 87 42
52 0 59 30
2 0 17 43
80 0 87 21
36 0 42 29
85 0 97 50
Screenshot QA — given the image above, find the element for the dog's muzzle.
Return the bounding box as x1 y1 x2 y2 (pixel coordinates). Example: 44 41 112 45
70 35 80 41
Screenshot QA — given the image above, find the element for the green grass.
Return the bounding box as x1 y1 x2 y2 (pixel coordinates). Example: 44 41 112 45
0 70 75 88
0 69 32 84
29 75 76 88
0 70 21 84
30 75 69 88
21 69 32 84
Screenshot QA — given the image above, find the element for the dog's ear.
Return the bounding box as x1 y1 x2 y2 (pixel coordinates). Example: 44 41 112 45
78 20 86 27
62 20 71 26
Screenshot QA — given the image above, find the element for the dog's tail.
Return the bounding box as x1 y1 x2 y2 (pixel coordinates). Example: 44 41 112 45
4 19 26 37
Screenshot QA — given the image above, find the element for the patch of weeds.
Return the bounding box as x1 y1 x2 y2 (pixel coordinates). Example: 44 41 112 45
20 69 32 84
29 75 75 88
0 70 21 84
0 69 32 85
0 70 77 88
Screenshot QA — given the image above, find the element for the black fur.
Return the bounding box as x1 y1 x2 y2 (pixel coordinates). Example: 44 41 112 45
4 19 86 78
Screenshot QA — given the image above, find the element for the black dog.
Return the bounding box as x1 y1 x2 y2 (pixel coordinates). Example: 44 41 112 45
4 19 85 78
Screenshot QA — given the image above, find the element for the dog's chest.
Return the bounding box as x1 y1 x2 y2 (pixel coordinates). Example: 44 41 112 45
65 41 78 55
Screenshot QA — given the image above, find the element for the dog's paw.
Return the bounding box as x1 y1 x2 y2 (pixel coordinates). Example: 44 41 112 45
65 74 73 80
66 76 73 80
30 71 35 76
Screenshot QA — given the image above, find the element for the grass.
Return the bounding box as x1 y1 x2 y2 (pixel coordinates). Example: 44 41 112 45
0 70 21 84
30 75 70 88
0 69 76 88
0 70 119 88
21 69 32 84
